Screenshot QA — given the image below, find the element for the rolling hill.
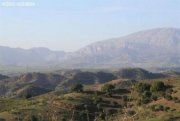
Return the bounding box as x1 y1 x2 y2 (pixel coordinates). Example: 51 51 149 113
114 68 166 80
0 68 168 97
0 70 179 121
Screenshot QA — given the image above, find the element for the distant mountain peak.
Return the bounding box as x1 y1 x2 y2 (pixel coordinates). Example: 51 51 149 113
64 27 180 68
0 28 179 68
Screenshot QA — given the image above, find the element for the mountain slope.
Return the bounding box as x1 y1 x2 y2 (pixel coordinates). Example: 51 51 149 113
0 46 65 65
62 28 180 68
0 28 179 68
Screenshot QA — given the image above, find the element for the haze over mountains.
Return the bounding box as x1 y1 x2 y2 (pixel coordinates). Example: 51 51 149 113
0 46 65 65
0 28 180 68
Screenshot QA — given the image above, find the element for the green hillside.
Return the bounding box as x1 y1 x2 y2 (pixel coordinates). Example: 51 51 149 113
0 68 179 121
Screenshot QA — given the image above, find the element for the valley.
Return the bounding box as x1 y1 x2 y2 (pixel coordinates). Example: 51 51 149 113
1 0 179 120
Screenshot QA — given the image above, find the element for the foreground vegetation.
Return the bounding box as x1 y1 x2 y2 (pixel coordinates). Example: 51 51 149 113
0 69 179 121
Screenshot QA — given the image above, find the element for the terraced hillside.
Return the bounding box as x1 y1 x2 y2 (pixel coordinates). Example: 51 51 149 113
0 68 179 121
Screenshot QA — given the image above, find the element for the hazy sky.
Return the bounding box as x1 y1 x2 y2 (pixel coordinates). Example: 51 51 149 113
0 0 179 52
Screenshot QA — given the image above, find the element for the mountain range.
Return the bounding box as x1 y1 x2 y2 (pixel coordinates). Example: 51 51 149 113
0 28 180 68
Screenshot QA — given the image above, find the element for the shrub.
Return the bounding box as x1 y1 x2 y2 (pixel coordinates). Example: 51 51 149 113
154 105 164 111
137 99 142 106
141 97 151 104
71 83 83 92
101 84 115 96
0 118 5 121
122 95 128 102
99 112 106 120
150 81 166 92
164 94 172 101
127 110 136 116
172 97 178 101
106 109 118 115
92 96 102 105
61 117 67 121
31 115 39 121
22 92 32 99
173 90 177 93
170 109 176 111
150 105 155 111
143 91 152 98
166 88 173 94
158 105 164 111
135 83 151 93
23 114 39 121
175 99 180 103
164 106 170 111
151 94 158 101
